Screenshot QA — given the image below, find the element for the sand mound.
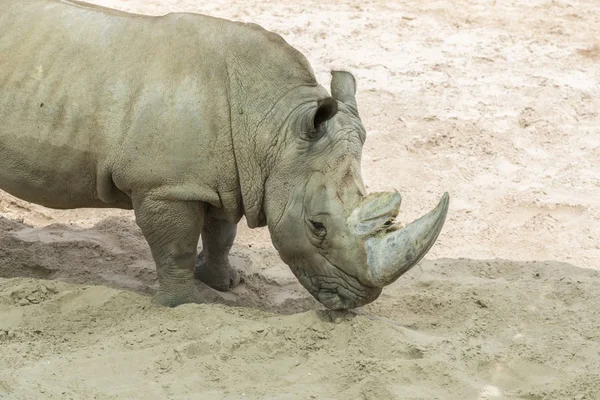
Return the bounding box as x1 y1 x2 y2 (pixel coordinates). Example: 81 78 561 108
1 216 599 399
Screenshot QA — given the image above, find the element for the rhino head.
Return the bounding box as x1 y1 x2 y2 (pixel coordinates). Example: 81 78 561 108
258 71 449 310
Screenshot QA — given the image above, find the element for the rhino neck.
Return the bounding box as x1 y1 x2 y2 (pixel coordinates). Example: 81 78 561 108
226 69 322 228
223 24 319 228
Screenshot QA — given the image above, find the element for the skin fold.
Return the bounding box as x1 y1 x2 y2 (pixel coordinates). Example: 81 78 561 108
0 0 449 310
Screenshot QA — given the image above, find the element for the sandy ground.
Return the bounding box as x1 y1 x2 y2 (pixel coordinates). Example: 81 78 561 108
1 0 599 399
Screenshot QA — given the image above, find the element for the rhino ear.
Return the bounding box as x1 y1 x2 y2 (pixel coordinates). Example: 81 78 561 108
331 70 359 117
314 97 338 129
303 97 337 141
331 71 356 100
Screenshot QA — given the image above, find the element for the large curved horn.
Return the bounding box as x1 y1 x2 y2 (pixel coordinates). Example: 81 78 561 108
363 192 449 287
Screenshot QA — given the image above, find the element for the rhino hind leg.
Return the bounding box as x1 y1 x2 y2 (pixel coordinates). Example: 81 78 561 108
133 196 205 307
194 215 241 292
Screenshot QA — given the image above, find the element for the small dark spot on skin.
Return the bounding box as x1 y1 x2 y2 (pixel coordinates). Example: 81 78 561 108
40 103 44 107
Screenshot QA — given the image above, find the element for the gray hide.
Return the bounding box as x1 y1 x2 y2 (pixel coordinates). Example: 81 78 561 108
0 0 449 309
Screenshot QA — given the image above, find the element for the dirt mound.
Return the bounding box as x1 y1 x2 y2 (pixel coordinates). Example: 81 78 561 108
1 216 599 399
1 256 598 399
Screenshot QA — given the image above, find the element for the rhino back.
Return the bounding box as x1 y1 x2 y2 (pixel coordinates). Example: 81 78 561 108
0 0 241 209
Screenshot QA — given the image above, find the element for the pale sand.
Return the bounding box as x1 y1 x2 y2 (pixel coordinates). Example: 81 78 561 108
1 0 599 399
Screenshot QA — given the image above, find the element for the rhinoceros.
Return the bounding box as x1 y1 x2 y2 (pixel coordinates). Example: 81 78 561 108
0 0 449 310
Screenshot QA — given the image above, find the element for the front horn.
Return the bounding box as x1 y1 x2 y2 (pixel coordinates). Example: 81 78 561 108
363 192 450 287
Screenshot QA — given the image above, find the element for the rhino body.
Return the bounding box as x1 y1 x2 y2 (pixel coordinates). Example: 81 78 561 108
0 0 449 309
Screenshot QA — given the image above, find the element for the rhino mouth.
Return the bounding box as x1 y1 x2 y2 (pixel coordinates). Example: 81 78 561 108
315 284 382 310
292 261 382 310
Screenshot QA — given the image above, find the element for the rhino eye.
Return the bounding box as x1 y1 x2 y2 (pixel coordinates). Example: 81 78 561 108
309 220 327 237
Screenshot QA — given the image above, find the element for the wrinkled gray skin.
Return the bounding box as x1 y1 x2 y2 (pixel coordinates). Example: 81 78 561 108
0 0 449 310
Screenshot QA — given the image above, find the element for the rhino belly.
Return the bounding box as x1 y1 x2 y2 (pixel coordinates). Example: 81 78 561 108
0 133 125 209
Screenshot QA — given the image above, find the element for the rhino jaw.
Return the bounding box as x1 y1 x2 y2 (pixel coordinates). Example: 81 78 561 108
362 192 450 287
294 269 383 310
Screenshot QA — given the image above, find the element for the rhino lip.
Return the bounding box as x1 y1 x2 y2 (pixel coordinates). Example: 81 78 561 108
293 260 381 310
317 290 348 310
315 283 382 310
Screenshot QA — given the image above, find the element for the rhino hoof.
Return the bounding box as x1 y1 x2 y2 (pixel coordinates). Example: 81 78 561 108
194 252 241 292
151 286 204 307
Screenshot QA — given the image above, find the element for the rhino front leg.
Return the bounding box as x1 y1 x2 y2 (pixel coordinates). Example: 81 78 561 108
133 196 205 307
194 215 241 291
